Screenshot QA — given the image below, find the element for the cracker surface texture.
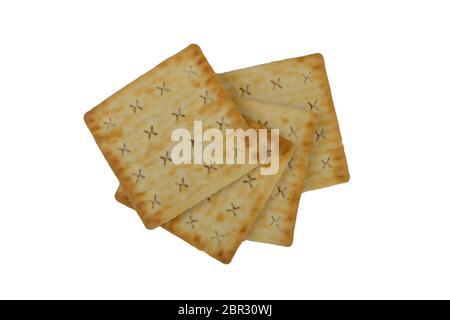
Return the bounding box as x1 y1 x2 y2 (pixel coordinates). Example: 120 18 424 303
117 99 317 248
116 119 294 263
232 99 317 246
85 44 257 229
219 54 350 191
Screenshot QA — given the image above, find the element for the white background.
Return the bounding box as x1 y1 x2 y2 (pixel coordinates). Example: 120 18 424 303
0 0 449 299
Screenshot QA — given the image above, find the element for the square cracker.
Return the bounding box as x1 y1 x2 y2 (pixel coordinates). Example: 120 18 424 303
116 99 317 247
232 99 317 246
84 44 257 229
116 119 295 263
219 53 350 191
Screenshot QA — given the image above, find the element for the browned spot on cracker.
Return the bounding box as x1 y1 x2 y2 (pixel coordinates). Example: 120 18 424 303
190 44 201 56
103 127 124 141
216 250 226 261
312 63 323 71
203 101 221 115
252 76 264 86
215 91 229 102
89 123 101 133
144 216 162 230
239 226 249 235
157 59 169 69
195 56 204 66
84 112 95 124
174 53 183 63
295 56 307 64
193 235 201 245
205 76 215 86
135 87 147 95
201 64 211 75
192 79 201 88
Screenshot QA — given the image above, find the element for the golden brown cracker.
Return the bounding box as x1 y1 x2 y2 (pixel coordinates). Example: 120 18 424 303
84 44 257 229
117 99 317 248
232 100 317 246
116 119 294 263
219 53 349 191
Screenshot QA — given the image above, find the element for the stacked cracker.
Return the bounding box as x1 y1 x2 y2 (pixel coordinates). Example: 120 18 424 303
85 44 349 264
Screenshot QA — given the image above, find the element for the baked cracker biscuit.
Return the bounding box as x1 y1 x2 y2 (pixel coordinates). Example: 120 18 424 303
117 100 317 247
219 53 350 191
232 99 317 246
116 119 294 263
84 44 257 229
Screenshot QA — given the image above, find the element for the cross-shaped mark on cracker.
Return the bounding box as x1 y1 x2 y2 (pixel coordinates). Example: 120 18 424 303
129 99 142 114
211 230 225 245
270 78 282 89
243 174 256 188
117 143 131 157
144 125 158 140
160 151 172 165
175 177 189 192
274 185 287 198
216 116 229 130
257 119 269 128
321 157 332 169
156 82 170 96
172 107 186 122
302 72 312 83
315 128 326 141
148 194 161 209
200 90 213 104
288 126 300 139
269 216 281 228
103 117 116 130
185 215 198 230
203 164 217 174
132 169 146 183
226 202 240 217
239 84 251 97
185 65 198 79
307 99 319 112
